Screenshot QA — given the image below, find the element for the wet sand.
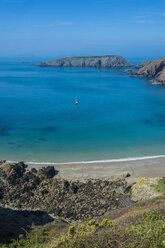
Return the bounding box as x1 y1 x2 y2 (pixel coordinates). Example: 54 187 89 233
27 157 165 181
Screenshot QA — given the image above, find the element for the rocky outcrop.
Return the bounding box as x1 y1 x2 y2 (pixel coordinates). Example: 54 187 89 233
0 160 6 165
131 177 163 201
0 162 133 221
134 60 150 69
36 56 133 68
131 57 165 83
38 166 56 179
119 69 133 75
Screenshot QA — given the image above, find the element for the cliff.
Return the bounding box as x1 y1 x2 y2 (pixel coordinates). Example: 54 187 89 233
37 55 133 68
132 57 165 83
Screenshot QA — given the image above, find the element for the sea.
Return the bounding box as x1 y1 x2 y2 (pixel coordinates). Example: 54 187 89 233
1 57 165 164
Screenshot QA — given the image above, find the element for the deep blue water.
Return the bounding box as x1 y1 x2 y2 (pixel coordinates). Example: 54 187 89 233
1 60 165 162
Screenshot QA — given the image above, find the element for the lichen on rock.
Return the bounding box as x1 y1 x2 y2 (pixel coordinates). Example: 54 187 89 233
131 177 163 201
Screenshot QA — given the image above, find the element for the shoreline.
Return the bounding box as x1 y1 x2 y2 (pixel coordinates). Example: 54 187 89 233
5 155 165 181
0 157 164 223
6 154 165 165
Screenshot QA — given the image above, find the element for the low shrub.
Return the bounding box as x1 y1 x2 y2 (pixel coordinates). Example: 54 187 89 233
55 212 165 248
155 178 165 193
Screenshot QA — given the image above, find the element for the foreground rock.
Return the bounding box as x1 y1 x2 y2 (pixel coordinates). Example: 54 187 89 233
131 57 165 83
0 162 133 221
131 177 164 201
36 55 133 68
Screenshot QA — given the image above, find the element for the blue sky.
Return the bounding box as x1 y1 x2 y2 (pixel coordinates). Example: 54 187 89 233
0 0 165 58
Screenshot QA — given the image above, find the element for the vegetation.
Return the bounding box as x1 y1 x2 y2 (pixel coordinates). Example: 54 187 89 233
155 177 165 193
1 195 164 248
55 211 165 248
0 222 68 248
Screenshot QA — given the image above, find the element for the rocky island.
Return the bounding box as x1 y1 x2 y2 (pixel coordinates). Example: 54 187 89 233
36 55 133 68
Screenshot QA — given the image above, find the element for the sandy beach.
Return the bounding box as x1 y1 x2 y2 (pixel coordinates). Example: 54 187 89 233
25 156 165 181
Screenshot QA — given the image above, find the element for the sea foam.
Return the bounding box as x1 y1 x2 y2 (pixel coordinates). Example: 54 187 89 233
6 154 165 165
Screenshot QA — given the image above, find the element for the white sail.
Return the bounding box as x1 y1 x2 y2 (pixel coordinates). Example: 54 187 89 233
75 96 78 105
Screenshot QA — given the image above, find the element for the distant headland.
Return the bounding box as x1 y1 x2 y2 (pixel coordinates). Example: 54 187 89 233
35 55 133 68
122 57 165 84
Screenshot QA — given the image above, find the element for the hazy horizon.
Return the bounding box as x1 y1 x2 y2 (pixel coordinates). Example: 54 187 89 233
0 0 165 58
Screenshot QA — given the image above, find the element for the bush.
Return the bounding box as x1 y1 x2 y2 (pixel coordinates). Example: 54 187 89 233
155 178 165 193
55 212 165 248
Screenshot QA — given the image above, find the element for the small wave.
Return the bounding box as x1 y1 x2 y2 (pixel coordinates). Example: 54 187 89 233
6 154 165 165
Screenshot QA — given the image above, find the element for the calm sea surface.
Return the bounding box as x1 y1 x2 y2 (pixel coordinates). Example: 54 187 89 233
1 59 165 163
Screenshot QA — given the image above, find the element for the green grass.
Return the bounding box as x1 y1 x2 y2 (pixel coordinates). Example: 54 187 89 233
2 228 50 248
0 222 68 248
155 178 165 193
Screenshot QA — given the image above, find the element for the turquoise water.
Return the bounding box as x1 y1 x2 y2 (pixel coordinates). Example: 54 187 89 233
1 60 165 163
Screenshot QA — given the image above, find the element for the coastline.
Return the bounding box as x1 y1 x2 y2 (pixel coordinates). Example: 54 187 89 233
6 155 165 181
0 156 164 225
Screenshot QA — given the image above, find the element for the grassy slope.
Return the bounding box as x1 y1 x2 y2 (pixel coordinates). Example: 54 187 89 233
1 195 164 248
53 195 165 248
1 178 165 248
0 222 68 248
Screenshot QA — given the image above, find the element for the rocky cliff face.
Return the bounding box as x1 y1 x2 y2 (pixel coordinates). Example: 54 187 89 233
37 56 133 68
132 57 165 83
0 162 133 221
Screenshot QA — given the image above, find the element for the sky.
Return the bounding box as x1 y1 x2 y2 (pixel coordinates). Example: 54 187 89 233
0 0 165 59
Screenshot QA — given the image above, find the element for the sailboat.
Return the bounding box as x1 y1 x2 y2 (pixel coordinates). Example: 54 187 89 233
75 96 78 105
